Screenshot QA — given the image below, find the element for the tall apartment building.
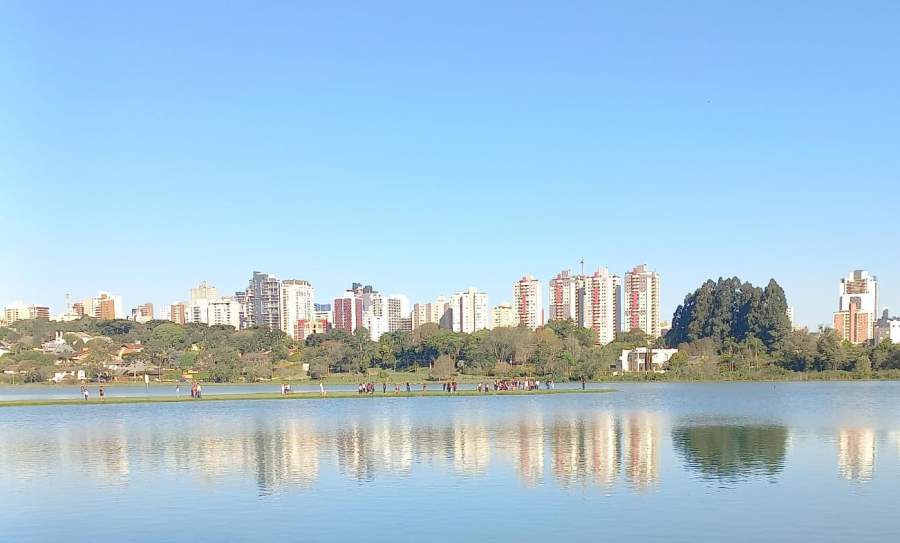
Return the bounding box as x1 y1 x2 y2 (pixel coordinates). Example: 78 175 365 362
412 297 451 330
547 266 621 344
190 281 219 304
234 290 253 329
581 267 621 345
363 291 390 340
333 295 360 333
513 275 543 330
208 297 242 328
834 270 878 344
80 292 124 320
549 270 578 321
281 279 315 339
387 294 411 333
491 303 518 329
623 265 661 339
450 288 489 333
131 303 154 323
169 302 187 325
249 271 282 331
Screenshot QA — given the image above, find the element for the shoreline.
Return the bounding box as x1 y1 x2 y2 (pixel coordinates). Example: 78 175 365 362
0 388 614 408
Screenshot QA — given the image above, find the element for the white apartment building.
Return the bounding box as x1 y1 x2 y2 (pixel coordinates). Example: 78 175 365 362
208 297 242 328
450 288 489 333
281 279 315 339
363 292 390 340
513 275 543 330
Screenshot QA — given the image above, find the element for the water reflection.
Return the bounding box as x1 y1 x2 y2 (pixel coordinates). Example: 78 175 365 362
671 424 788 484
837 428 875 482
2 404 896 498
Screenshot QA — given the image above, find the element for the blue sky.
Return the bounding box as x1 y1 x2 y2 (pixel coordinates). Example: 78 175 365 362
2 1 898 328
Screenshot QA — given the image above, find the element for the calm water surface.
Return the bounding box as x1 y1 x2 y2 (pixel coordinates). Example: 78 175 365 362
1 382 899 542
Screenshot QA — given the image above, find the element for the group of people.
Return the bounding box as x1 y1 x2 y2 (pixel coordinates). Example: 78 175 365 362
493 379 554 391
78 384 105 401
358 382 413 394
189 382 203 399
280 382 293 395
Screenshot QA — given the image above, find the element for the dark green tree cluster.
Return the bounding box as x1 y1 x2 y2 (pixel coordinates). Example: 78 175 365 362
667 277 791 351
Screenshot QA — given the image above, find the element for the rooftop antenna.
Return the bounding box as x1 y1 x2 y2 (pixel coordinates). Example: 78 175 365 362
580 257 584 276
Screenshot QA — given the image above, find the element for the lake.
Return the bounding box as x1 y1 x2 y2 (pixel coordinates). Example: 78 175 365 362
1 382 898 542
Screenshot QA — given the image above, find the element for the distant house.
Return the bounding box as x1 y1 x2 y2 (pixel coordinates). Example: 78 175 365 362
41 332 75 358
117 342 145 359
617 348 679 373
51 369 86 383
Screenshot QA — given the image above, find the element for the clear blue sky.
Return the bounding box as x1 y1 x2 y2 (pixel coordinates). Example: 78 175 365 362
2 1 898 328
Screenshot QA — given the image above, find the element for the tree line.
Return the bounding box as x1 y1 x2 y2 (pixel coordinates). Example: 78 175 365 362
2 275 900 383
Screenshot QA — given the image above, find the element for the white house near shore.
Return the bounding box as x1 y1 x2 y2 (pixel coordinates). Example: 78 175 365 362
617 348 679 372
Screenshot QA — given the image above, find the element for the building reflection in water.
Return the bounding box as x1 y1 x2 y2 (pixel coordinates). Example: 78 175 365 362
514 412 544 487
550 411 621 489
623 412 661 490
0 408 668 494
671 424 788 484
837 428 875 482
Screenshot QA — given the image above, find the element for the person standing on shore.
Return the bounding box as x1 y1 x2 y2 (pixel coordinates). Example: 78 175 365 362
83 387 89 401
581 376 586 390
320 382 326 396
99 386 105 401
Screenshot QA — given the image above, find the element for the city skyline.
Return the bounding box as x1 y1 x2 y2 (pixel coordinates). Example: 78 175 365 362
5 266 897 339
3 2 899 330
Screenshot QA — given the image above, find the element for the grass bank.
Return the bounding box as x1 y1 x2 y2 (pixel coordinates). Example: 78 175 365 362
0 387 614 408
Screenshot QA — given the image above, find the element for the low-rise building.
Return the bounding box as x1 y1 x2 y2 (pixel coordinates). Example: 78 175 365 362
617 348 679 372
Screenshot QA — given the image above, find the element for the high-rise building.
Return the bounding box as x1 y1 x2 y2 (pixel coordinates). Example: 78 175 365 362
234 290 253 329
549 270 578 322
81 292 124 320
190 281 219 304
363 291 390 340
623 265 661 338
131 303 154 323
249 272 282 331
491 303 518 329
833 270 878 345
169 302 187 325
412 297 451 330
450 288 489 333
387 294 411 333
208 297 242 328
580 268 621 345
333 287 365 333
513 275 543 330
281 279 315 339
